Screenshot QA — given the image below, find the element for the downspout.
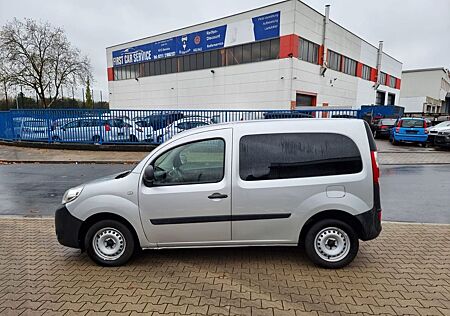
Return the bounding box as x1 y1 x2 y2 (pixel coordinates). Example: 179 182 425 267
376 41 383 87
320 5 330 76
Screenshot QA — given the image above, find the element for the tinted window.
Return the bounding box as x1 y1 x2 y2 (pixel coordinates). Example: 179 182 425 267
239 133 362 181
270 38 279 59
153 139 225 186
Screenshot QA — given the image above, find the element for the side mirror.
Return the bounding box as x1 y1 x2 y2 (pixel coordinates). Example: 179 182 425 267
143 165 155 187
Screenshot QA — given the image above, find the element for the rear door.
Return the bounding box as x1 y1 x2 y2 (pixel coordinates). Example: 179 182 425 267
232 131 366 244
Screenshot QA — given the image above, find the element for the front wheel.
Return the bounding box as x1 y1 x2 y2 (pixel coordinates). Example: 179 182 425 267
304 219 359 269
85 220 135 266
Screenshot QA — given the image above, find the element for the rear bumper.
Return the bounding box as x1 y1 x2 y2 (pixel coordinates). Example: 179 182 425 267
55 205 83 249
355 182 382 241
394 133 428 143
355 207 382 241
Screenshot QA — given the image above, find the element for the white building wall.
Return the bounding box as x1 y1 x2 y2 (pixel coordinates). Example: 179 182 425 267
399 96 427 113
109 59 292 110
292 1 401 108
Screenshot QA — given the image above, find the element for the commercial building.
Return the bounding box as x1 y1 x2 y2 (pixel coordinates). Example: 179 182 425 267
106 0 402 110
399 67 450 114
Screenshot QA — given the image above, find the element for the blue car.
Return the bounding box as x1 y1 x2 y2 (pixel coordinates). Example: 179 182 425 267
390 118 428 145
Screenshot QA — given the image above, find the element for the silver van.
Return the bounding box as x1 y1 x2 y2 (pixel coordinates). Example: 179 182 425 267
55 119 382 269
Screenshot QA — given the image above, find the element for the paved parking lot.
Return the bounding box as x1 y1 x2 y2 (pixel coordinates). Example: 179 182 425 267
1 218 449 315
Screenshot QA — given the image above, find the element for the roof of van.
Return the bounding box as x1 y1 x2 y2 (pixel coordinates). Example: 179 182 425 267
169 118 364 142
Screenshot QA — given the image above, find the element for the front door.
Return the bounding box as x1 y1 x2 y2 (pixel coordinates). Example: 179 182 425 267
138 129 232 246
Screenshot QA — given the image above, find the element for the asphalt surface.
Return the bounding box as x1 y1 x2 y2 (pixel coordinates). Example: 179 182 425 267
0 163 449 224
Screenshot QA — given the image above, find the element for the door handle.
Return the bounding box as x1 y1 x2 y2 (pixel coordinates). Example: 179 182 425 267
208 193 228 199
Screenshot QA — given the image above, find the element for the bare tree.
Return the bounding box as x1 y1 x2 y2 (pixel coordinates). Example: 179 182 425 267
0 18 92 108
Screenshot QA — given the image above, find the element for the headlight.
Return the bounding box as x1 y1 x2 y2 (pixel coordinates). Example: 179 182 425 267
62 186 84 204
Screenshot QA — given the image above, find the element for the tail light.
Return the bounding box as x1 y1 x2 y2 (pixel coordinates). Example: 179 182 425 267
380 125 387 129
377 210 382 221
395 127 400 133
105 124 111 132
370 151 379 184
423 121 427 128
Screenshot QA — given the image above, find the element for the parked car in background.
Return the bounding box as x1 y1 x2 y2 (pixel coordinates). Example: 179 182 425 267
20 119 50 141
428 121 450 144
389 118 428 146
156 117 212 143
52 118 133 143
372 118 397 139
434 128 450 149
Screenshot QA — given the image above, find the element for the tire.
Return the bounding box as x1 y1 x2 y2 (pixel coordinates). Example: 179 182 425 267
392 138 398 145
84 219 135 266
92 135 102 143
304 219 359 269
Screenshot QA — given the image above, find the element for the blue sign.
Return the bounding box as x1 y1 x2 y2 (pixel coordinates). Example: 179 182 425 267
176 25 227 55
112 11 281 67
252 11 280 41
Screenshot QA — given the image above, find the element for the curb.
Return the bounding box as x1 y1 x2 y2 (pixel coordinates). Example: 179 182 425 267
0 140 157 152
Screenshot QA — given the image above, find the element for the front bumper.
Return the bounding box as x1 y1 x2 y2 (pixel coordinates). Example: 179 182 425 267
55 205 83 248
434 135 450 147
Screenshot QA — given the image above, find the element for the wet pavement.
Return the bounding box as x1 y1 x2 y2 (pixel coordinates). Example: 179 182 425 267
0 163 449 224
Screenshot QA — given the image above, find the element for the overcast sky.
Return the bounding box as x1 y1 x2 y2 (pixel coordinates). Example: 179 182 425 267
1 0 449 100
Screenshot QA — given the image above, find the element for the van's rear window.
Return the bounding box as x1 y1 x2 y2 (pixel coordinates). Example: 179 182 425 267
239 133 363 181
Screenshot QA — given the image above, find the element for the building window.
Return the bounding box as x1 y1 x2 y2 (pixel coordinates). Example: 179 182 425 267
379 72 387 85
296 93 316 107
389 76 396 88
362 64 371 80
299 38 319 64
376 91 386 105
328 50 341 71
342 56 357 76
239 133 363 181
387 93 395 105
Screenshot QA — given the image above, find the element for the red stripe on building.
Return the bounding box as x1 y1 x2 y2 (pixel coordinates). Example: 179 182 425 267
385 74 390 86
318 45 324 65
107 67 114 81
279 34 299 59
395 78 401 89
356 62 363 78
370 68 377 82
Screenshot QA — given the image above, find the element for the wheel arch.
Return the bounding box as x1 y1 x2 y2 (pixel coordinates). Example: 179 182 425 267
79 212 140 250
298 209 364 245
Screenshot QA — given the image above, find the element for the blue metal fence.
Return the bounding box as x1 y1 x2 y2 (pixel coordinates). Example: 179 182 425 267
0 108 360 145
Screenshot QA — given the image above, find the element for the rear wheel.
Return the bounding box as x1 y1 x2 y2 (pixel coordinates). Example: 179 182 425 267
392 137 398 145
84 219 135 266
304 219 359 269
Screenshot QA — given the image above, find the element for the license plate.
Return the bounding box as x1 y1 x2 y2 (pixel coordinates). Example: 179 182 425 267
406 130 418 134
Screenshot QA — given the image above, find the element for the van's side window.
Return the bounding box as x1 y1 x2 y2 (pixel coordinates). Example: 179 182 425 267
153 138 225 186
239 133 362 181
